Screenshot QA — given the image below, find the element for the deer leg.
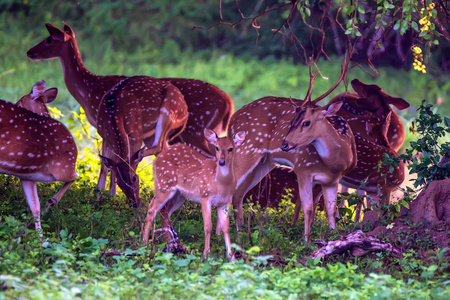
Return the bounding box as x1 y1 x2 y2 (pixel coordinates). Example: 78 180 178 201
297 179 314 242
201 200 213 258
97 144 117 197
321 184 339 230
232 156 275 228
97 143 109 190
46 180 76 207
21 180 42 236
159 192 185 243
143 190 176 245
143 112 172 156
353 189 366 223
217 203 232 260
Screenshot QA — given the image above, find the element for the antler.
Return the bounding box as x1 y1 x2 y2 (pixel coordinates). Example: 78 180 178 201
311 47 351 105
304 56 319 104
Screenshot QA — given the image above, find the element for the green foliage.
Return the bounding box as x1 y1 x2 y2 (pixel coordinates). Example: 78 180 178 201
1 216 449 299
385 100 450 189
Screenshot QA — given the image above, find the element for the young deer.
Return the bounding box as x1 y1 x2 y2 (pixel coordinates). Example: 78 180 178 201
0 82 77 235
143 129 246 259
27 22 233 204
281 102 357 239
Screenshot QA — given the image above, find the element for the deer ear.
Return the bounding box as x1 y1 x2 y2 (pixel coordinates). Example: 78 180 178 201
63 21 75 38
45 23 68 41
233 131 246 146
42 88 58 104
31 80 46 98
204 128 218 145
323 101 343 117
380 91 410 110
351 79 381 98
131 147 146 165
100 155 115 170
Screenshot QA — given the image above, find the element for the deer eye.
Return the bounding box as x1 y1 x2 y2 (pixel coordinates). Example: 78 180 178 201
215 147 219 151
228 148 233 152
302 121 311 127
46 37 53 44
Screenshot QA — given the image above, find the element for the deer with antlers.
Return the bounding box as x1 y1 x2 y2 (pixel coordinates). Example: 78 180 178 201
142 129 246 259
234 73 408 227
26 22 233 206
0 81 77 235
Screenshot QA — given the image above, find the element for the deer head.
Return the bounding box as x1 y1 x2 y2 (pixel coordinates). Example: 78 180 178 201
282 102 345 151
27 22 76 60
205 128 246 168
16 80 57 117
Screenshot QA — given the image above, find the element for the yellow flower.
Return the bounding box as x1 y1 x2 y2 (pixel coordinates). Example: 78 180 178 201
412 46 422 54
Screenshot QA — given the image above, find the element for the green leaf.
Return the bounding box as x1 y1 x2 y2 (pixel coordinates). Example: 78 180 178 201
357 6 365 14
347 6 355 15
305 7 311 17
401 200 410 209
393 21 400 31
444 117 450 127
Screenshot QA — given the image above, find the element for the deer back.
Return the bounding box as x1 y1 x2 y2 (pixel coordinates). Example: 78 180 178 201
154 143 213 196
163 78 234 154
97 76 187 156
0 99 77 182
228 97 330 189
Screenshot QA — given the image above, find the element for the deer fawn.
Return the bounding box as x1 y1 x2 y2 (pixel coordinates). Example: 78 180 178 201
0 81 77 235
27 22 233 206
143 129 246 259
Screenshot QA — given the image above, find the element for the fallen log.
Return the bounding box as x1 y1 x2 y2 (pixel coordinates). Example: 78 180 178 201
310 230 401 259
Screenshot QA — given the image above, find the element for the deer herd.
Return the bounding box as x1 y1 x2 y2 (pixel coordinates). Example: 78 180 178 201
0 22 411 259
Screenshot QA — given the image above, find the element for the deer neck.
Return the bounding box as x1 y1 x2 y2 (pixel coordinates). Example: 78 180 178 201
59 40 104 127
311 123 353 172
215 161 236 195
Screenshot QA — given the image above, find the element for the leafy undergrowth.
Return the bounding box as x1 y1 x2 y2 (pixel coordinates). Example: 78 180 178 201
1 153 449 299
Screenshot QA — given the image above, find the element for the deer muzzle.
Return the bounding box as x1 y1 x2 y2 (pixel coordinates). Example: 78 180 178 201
281 140 295 152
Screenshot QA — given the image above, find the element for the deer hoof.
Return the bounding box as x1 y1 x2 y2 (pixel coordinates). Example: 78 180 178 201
46 198 57 207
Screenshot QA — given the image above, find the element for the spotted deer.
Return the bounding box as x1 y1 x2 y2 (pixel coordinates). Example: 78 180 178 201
227 94 357 241
0 82 77 235
143 129 246 259
27 22 233 206
243 79 409 224
327 79 409 219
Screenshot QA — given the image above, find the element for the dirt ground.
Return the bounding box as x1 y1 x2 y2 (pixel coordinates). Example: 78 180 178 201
364 178 450 260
